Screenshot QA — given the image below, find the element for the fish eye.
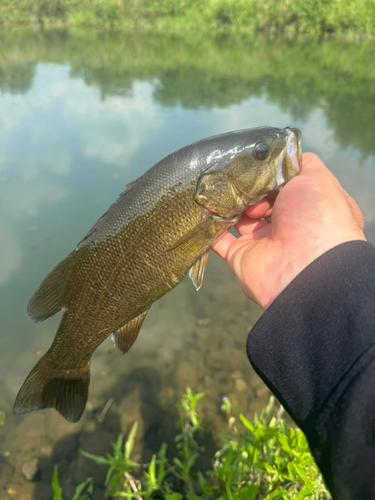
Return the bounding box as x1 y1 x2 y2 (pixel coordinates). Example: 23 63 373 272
253 141 270 160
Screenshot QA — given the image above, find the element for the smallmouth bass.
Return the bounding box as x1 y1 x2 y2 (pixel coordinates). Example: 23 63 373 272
14 126 302 422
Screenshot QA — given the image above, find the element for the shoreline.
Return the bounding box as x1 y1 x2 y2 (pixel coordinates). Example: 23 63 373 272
1 24 374 42
1 0 374 38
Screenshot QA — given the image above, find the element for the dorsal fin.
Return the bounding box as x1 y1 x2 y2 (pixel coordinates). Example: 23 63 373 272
112 308 150 354
119 179 137 197
27 252 76 323
189 251 209 291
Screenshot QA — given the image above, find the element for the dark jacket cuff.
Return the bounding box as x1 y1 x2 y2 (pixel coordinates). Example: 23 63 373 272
247 240 375 436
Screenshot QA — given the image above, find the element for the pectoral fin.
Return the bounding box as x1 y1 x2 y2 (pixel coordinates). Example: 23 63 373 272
167 218 219 256
113 308 150 353
168 216 238 258
189 251 209 291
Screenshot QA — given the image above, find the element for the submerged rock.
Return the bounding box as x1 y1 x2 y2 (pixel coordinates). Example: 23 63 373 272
235 379 247 392
196 318 211 326
21 458 39 481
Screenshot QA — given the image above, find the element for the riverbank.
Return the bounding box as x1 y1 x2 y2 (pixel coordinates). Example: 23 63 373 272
0 0 374 36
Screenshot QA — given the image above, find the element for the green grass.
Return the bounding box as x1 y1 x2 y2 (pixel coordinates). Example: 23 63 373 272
52 389 331 499
0 0 375 35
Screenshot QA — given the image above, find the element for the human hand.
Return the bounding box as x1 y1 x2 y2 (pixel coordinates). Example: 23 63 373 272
212 153 366 310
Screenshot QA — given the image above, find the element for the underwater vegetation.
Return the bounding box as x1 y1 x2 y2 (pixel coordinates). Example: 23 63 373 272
52 389 331 499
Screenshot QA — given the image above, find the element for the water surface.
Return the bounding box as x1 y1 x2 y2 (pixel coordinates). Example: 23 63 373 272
0 30 374 499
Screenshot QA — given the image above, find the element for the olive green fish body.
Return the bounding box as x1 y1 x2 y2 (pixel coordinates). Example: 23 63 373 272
14 126 302 422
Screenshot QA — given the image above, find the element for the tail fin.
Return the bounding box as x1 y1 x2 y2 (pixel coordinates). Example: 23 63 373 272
13 354 90 423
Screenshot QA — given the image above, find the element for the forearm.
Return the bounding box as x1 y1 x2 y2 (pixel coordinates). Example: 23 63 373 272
247 241 375 499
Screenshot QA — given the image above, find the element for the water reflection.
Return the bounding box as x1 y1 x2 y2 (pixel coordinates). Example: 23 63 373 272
1 31 375 155
0 29 374 499
0 219 22 286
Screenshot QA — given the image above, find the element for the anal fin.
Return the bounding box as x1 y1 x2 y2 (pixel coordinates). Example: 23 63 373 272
189 251 209 291
113 308 150 354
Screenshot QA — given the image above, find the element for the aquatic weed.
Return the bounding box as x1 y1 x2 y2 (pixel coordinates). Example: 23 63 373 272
80 422 140 497
52 389 331 499
52 465 93 500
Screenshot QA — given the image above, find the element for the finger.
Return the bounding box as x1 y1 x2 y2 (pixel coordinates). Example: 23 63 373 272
245 197 273 219
211 231 236 261
301 152 331 174
263 206 274 218
235 216 269 236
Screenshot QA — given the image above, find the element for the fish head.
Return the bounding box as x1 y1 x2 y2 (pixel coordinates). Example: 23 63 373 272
195 126 302 218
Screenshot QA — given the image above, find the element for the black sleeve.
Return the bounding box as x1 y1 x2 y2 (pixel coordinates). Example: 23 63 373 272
247 240 375 500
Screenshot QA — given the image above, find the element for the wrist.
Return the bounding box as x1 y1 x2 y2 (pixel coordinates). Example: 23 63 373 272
265 233 367 309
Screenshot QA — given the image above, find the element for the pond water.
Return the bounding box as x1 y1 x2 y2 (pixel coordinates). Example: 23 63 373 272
0 29 374 499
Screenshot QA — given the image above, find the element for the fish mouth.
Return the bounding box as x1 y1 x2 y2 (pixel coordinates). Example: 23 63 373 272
284 126 302 172
274 126 302 189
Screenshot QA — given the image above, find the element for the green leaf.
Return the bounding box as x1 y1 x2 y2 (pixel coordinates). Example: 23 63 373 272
225 482 236 500
125 421 138 459
71 477 93 500
239 485 259 500
115 492 146 498
264 486 285 499
278 433 292 453
293 486 314 499
297 430 308 448
263 462 276 473
146 454 157 484
113 434 124 456
80 450 110 465
52 466 64 500
193 392 205 404
262 396 275 418
165 493 183 500
239 413 254 433
127 459 140 467
288 462 308 480
105 463 116 486
198 470 207 489
279 419 287 435
157 444 167 484
186 452 198 470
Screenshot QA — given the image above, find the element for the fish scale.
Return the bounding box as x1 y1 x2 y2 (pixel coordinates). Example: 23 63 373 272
14 126 302 422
